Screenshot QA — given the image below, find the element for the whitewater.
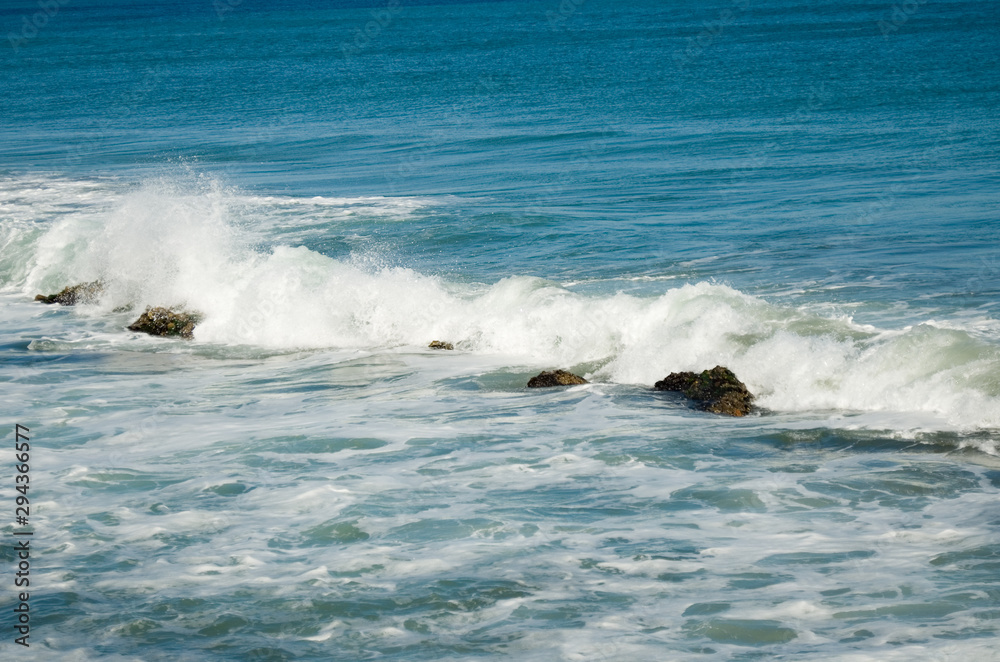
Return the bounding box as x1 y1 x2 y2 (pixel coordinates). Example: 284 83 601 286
2 0 1000 659
6 175 1000 439
2 170 999 660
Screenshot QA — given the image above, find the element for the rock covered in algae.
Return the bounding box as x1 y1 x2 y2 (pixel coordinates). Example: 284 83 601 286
428 340 454 350
654 365 753 417
653 371 698 392
127 307 201 339
34 281 105 305
527 370 588 388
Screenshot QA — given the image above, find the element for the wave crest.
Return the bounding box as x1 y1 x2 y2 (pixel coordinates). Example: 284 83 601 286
6 175 1000 430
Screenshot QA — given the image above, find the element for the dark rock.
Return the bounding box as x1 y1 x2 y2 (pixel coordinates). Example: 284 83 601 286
34 280 104 305
527 370 588 388
127 307 201 339
654 365 753 417
653 371 698 392
428 340 454 350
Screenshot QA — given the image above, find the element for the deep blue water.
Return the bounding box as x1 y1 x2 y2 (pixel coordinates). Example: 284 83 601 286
2 1 1000 660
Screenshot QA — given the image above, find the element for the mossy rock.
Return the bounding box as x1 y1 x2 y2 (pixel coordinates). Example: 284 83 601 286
653 371 697 392
34 280 105 305
127 307 202 339
654 366 753 417
527 370 588 388
428 340 454 350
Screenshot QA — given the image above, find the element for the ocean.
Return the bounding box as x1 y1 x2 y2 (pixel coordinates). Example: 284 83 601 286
2 0 1000 659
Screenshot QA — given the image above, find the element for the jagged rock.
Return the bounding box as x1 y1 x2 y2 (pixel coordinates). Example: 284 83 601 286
654 365 753 417
127 307 201 339
428 340 454 350
527 370 588 388
34 280 104 305
653 371 697 392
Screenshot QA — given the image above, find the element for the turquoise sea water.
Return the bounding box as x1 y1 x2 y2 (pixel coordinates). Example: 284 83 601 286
2 0 1000 659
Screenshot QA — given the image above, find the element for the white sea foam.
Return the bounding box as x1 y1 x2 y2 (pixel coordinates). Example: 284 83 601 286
5 174 1000 432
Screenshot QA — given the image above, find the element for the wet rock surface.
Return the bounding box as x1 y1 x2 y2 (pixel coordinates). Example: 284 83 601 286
527 370 588 388
34 281 105 305
127 307 201 339
654 366 754 417
428 340 454 350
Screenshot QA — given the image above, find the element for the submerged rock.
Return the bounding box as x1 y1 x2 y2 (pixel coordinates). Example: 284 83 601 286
34 280 104 305
428 340 454 350
654 365 753 417
527 370 588 388
127 307 201 339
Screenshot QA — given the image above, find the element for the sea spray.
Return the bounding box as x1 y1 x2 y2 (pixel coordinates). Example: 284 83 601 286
6 174 1000 431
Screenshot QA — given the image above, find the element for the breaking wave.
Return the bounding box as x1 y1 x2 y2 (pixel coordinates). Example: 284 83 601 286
4 174 1000 431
